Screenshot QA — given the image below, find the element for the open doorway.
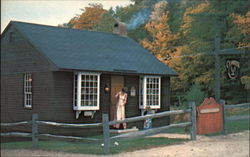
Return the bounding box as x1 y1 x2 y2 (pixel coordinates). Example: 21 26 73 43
110 76 124 121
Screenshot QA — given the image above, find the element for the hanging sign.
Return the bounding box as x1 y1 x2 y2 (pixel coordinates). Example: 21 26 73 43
226 59 240 80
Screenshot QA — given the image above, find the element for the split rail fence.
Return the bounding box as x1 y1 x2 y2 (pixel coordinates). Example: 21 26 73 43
222 102 250 135
1 102 197 155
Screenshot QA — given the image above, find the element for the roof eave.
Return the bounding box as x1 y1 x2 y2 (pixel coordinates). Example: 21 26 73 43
56 68 178 77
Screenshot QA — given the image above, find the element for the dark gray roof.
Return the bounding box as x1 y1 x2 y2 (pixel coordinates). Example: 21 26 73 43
11 21 176 76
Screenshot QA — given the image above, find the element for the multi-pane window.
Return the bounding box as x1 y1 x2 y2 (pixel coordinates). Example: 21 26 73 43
73 73 100 110
24 74 32 108
139 76 161 109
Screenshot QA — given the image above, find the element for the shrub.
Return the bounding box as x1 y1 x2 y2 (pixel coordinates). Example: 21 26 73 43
184 83 207 106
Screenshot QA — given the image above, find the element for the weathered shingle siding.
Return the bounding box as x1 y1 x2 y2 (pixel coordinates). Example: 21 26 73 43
33 72 54 120
152 77 171 127
51 72 74 121
45 72 111 136
124 75 140 117
50 72 111 123
1 26 55 123
124 75 143 128
99 74 111 115
1 73 31 122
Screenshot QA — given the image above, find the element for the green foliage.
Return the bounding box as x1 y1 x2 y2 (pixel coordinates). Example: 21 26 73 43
184 83 207 106
67 3 107 30
115 4 141 23
58 23 72 28
205 118 249 136
169 0 249 104
1 138 187 155
127 26 149 41
225 108 250 134
93 10 116 32
226 119 250 134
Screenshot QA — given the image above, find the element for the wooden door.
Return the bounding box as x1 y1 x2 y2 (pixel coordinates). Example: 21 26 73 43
110 76 124 121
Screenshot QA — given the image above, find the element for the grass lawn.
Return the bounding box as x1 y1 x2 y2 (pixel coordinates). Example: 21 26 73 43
1 137 187 155
225 108 249 134
226 118 249 133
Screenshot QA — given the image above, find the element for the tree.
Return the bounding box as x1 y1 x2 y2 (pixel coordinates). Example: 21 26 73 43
140 0 248 104
58 23 72 28
174 1 249 104
169 2 213 94
93 8 116 32
208 1 250 103
184 83 207 106
231 11 250 47
140 1 213 104
69 3 107 30
235 11 250 97
141 1 178 62
230 11 250 102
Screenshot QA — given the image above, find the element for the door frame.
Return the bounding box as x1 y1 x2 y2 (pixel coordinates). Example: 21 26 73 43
110 75 124 121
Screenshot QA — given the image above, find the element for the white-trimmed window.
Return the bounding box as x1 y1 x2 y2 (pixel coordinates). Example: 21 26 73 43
139 76 161 109
24 74 32 108
73 73 100 110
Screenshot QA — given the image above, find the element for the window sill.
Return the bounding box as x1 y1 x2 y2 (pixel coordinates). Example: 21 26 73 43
24 106 32 109
73 106 99 111
139 106 161 110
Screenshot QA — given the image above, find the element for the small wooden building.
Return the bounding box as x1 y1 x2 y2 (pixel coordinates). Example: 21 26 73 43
1 21 176 135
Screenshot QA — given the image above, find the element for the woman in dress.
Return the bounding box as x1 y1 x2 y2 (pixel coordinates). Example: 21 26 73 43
114 87 127 129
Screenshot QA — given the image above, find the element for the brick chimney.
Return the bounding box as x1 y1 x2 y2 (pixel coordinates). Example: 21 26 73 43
113 22 127 37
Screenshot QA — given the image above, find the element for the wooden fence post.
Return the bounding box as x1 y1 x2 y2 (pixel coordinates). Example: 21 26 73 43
189 102 196 140
220 100 227 135
102 114 110 155
32 113 38 149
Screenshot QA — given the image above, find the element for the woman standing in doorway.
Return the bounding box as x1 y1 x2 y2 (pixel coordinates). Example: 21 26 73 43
114 87 127 129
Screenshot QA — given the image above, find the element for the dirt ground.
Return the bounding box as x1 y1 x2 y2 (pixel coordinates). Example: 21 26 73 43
1 130 249 157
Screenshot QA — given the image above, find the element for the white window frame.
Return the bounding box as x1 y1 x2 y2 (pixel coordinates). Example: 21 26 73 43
139 76 161 109
24 73 32 108
73 72 100 111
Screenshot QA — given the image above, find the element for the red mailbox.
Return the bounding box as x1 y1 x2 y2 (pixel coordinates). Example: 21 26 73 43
196 97 223 134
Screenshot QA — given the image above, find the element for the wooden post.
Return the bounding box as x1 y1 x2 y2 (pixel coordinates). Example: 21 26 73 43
214 35 221 103
32 114 38 149
102 114 110 155
189 102 196 140
220 100 227 135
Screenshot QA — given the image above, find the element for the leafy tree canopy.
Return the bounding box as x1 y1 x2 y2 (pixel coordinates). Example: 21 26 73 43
68 3 107 30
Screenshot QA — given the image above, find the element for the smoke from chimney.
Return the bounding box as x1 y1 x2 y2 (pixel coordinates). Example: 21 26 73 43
126 8 151 30
126 0 165 30
113 0 168 32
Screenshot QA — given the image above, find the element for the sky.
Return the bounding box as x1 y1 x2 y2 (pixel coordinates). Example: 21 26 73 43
1 0 133 33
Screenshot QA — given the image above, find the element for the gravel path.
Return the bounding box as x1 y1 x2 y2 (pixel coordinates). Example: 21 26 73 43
1 131 249 157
